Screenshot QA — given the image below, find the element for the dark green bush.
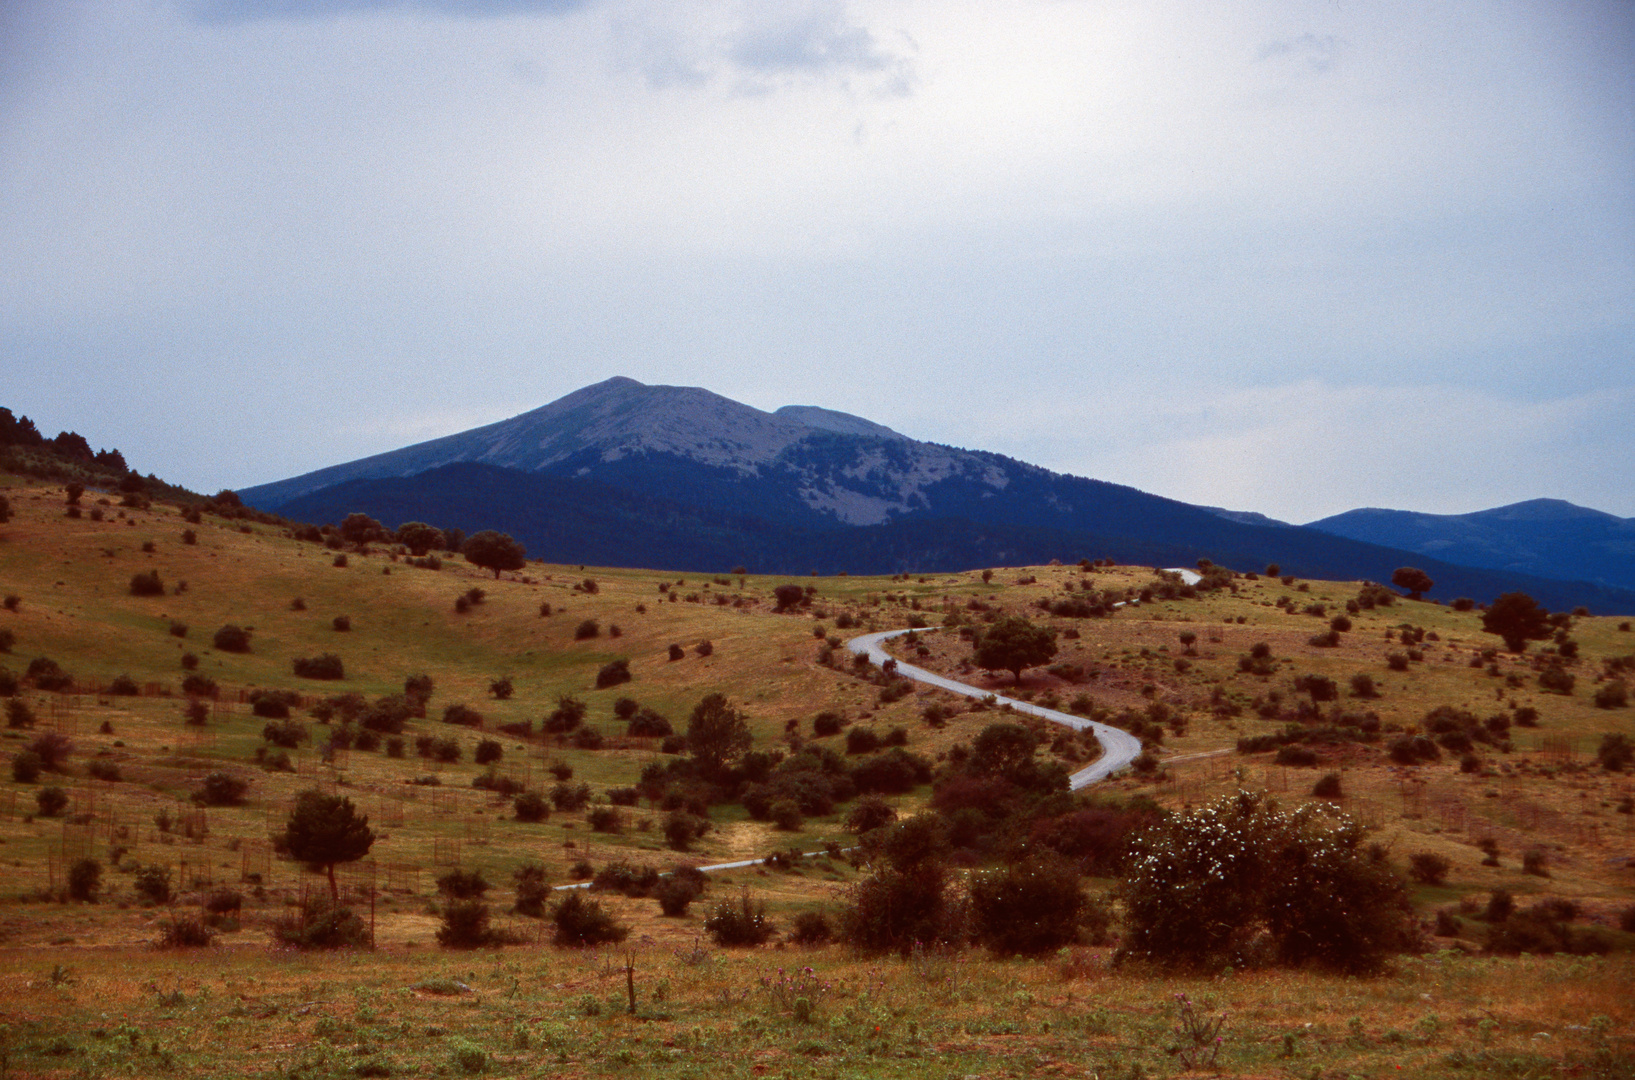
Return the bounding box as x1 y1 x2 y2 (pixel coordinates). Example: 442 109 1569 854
68 858 101 902
35 785 68 817
193 771 249 806
156 914 215 949
1408 852 1451 885
27 656 72 691
11 749 41 783
705 889 776 946
513 791 549 822
595 659 631 689
271 901 369 949
437 900 506 949
441 702 483 728
262 718 307 747
129 570 164 597
969 856 1089 955
551 892 628 946
292 653 345 680
135 864 172 905
212 624 252 653
790 910 833 945
655 875 703 916
1537 665 1574 695
663 811 711 851
436 869 489 899
512 864 550 917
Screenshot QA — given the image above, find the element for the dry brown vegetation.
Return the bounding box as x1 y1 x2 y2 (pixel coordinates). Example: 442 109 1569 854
0 478 1631 1077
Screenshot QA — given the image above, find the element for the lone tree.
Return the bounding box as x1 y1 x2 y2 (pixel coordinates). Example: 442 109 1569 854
462 530 527 579
281 790 376 903
972 616 1057 684
686 692 753 781
1481 591 1552 653
1391 567 1435 600
394 521 445 556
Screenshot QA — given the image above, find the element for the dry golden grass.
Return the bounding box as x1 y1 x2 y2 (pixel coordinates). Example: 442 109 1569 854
1 477 1634 1077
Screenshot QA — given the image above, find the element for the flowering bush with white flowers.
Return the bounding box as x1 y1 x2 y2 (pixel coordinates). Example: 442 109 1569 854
1116 790 1415 973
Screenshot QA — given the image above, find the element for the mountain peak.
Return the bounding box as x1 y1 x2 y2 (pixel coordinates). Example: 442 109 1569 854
774 405 908 441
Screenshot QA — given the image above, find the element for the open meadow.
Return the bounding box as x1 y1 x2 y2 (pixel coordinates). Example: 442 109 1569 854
0 477 1631 1078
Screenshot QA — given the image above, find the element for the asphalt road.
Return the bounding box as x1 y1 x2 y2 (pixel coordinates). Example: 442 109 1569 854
844 567 1204 789
556 568 1203 887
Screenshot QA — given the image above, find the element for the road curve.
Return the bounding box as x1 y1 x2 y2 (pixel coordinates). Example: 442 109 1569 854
846 628 1140 788
844 567 1204 789
554 568 1202 888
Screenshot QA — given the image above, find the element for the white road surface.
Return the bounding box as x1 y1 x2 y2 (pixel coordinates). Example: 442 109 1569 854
558 567 1203 885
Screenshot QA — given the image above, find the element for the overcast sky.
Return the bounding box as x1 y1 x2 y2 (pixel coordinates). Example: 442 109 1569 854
2 0 1631 522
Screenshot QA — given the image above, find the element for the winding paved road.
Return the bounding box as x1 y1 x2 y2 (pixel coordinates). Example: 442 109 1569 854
556 568 1202 886
845 567 1204 789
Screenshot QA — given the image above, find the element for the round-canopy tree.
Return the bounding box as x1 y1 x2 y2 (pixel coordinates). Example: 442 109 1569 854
394 521 445 556
972 616 1057 684
1481 591 1552 653
339 512 386 544
462 530 527 579
281 790 376 903
1391 567 1435 601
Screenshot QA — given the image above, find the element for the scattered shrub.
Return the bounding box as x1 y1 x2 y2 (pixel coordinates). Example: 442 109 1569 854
292 653 345 680
574 619 599 640
11 749 42 783
28 730 73 770
513 790 549 822
437 901 504 948
129 570 164 597
270 901 370 949
705 889 776 946
1537 664 1574 695
332 615 351 632
595 659 632 689
212 624 252 653
1312 772 1342 798
474 738 503 765
512 864 551 917
193 771 249 806
68 857 102 902
1408 853 1451 885
1593 680 1629 709
663 811 711 852
488 676 513 700
443 703 484 728
655 874 703 916
156 914 215 949
35 786 68 817
134 864 173 905
27 656 72 691
969 856 1089 955
551 892 628 946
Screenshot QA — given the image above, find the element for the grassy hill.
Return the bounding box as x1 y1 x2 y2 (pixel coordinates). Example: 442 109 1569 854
0 475 1632 1078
